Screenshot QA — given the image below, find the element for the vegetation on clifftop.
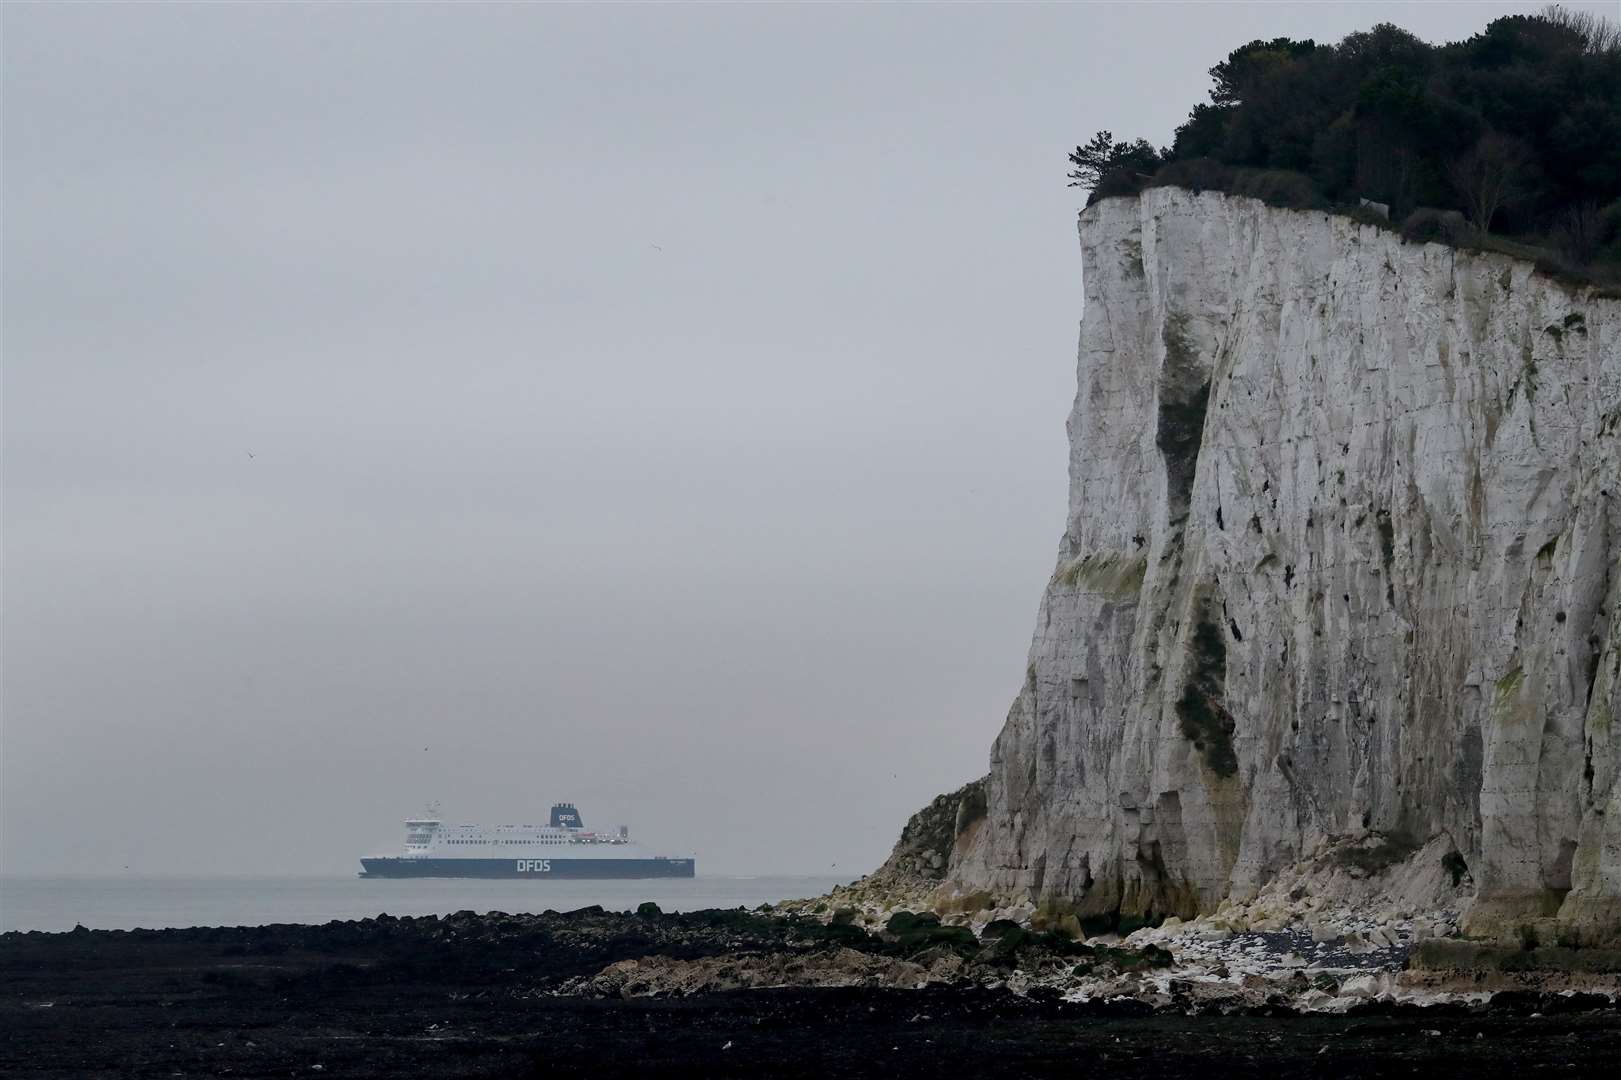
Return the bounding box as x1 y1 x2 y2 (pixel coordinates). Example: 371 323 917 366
1069 6 1621 285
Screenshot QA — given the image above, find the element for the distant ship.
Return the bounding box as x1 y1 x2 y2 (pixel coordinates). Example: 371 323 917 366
358 803 696 879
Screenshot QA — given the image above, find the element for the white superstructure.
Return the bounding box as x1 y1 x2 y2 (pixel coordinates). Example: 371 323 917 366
399 817 645 860
379 802 657 861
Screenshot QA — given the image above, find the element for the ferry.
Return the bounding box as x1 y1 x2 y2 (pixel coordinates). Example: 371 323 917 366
359 803 695 879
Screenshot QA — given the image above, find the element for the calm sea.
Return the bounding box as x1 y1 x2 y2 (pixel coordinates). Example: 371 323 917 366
0 875 845 934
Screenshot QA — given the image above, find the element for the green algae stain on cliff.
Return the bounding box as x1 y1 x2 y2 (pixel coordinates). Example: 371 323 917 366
1056 552 1149 597
1175 598 1238 777
1490 666 1535 729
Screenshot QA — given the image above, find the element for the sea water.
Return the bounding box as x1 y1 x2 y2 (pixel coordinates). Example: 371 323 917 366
0 874 846 933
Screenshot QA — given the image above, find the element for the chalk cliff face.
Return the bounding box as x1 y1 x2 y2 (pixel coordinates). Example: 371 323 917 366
943 187 1621 943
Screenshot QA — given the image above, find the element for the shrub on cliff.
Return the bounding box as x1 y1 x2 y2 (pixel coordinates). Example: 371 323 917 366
1229 168 1328 211
1401 207 1473 244
1146 157 1234 194
1089 167 1149 202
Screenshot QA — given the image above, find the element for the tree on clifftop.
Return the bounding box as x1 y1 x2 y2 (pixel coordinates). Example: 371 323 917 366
1066 130 1162 189
1446 133 1535 231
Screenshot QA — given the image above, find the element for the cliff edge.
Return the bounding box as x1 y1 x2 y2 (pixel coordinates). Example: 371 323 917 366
933 186 1621 946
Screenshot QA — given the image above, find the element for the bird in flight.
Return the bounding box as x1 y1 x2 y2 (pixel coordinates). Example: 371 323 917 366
650 243 664 252
246 451 256 459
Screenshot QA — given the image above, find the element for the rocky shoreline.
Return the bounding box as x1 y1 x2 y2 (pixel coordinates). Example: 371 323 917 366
6 903 1620 1077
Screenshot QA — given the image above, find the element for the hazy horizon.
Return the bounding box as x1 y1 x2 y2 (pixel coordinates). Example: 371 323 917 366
4 1 1599 879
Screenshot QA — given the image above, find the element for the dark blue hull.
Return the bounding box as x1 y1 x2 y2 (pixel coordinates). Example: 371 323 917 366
359 856 695 879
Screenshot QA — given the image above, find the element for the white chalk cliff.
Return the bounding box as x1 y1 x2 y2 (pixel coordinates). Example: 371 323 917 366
939 186 1621 944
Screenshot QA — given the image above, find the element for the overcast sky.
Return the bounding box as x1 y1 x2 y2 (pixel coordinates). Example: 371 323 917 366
4 1 1597 878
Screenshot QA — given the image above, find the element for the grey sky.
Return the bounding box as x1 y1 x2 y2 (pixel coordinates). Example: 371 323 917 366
3 2 1595 877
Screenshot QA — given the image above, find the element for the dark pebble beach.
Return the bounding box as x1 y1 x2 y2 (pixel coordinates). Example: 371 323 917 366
6 906 1621 1078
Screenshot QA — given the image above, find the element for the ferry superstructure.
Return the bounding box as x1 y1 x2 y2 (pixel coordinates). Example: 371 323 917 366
358 803 695 879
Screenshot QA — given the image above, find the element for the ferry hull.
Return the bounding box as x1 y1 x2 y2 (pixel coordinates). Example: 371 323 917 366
359 856 695 879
